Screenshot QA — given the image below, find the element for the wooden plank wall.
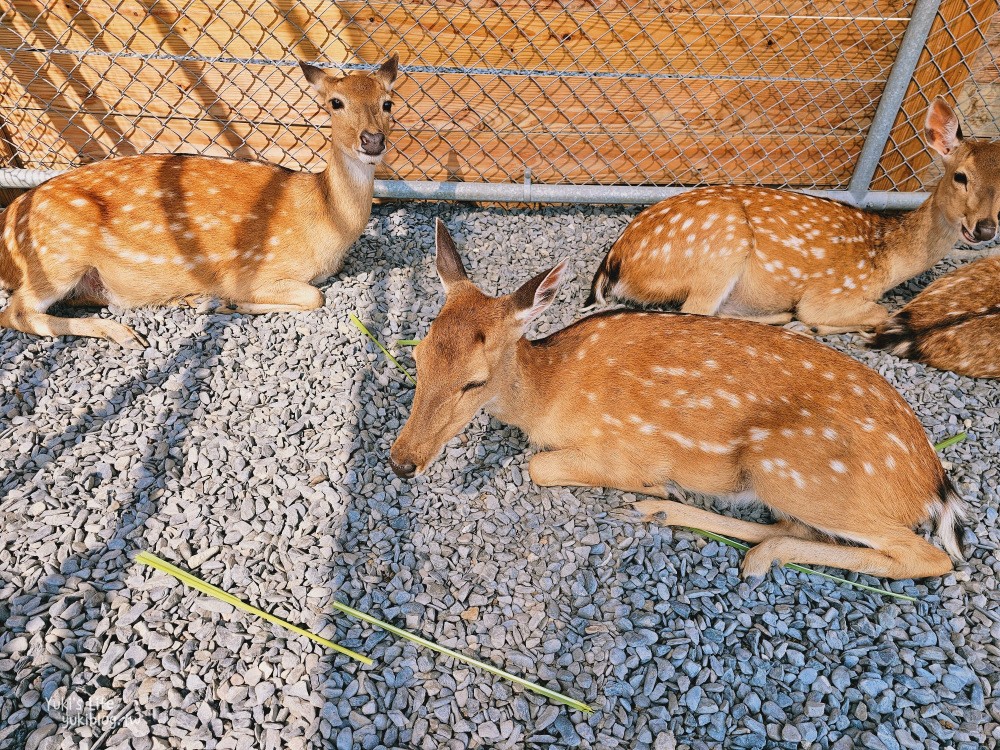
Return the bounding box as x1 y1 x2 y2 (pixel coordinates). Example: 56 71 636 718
871 0 998 191
0 0 993 191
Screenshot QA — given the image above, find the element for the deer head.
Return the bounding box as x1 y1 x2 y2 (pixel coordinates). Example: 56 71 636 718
389 219 567 477
299 55 399 166
925 96 1000 244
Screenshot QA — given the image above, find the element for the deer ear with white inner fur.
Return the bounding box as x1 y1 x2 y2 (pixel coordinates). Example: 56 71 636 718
512 260 569 324
435 218 469 292
924 96 964 157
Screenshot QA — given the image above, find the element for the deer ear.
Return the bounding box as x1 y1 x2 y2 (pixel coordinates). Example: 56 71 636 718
925 96 964 157
299 61 330 95
377 54 399 90
435 219 469 292
511 260 569 324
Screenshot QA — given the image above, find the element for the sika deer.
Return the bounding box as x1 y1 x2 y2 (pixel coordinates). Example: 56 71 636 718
871 255 1000 378
586 97 1000 334
389 219 967 581
0 56 398 347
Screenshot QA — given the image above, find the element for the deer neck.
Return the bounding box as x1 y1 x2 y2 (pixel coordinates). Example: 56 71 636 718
323 145 376 215
880 187 960 288
484 337 561 442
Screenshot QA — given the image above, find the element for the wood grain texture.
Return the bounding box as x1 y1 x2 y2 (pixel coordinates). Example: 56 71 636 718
0 117 26 206
1 51 883 131
4 0 988 191
870 0 996 191
1 2 904 80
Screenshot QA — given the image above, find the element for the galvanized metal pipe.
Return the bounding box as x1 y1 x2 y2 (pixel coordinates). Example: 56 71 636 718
846 0 942 202
0 167 927 209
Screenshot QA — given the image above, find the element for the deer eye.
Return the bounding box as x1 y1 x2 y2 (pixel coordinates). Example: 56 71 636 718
382 101 393 113
954 171 968 185
461 379 486 393
331 98 344 110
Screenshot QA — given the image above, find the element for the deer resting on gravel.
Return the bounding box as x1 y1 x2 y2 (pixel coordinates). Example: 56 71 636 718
586 97 1000 335
0 56 398 348
389 219 967 581
871 254 1000 378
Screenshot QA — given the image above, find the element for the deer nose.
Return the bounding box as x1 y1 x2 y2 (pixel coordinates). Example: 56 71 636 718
389 456 416 478
360 131 385 156
973 218 997 242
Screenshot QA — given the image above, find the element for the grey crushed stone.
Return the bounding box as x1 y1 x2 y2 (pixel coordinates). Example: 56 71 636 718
0 202 998 749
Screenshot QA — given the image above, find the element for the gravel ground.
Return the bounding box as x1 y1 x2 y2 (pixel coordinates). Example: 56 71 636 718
1 201 998 750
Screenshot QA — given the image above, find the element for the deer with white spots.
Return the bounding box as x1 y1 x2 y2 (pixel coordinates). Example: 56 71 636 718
0 56 398 347
871 254 1000 378
390 220 968 581
586 97 1000 335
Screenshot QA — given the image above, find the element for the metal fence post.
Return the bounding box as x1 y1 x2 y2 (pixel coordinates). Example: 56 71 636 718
847 0 942 204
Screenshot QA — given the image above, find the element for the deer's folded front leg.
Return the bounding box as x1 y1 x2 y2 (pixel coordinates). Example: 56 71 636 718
528 448 671 498
215 279 324 315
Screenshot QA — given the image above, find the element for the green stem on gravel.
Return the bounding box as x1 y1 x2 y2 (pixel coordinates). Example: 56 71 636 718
136 552 591 713
934 432 968 451
682 528 918 603
396 339 421 347
349 314 416 385
135 552 372 664
331 599 594 714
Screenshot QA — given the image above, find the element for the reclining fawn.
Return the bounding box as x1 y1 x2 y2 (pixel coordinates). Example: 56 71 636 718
586 97 1000 334
390 220 966 581
872 254 1000 378
0 56 398 347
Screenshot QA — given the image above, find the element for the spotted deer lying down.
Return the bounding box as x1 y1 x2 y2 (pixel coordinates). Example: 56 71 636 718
0 56 398 348
871 255 1000 378
586 97 1000 335
389 220 967 580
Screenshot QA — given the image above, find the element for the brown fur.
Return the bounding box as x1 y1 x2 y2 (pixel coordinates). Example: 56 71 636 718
871 255 1000 378
390 220 966 582
587 98 1000 335
0 57 398 348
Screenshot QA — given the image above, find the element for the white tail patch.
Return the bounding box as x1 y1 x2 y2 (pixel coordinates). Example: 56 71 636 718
927 489 968 562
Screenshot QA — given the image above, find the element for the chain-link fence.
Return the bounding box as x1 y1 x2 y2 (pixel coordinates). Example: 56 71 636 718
0 0 998 204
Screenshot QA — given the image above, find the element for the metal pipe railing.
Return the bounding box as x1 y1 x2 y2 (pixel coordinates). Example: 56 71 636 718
0 168 928 209
846 0 942 202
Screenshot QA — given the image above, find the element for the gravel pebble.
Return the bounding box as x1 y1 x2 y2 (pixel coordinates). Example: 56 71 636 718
1 203 997 748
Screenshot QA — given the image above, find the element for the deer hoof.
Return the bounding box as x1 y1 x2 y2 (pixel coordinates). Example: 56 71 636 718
633 499 669 522
740 541 782 579
111 324 149 349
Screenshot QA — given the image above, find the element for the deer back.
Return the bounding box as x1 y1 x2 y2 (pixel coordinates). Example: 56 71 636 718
0 57 398 308
872 255 1000 378
391 222 947 541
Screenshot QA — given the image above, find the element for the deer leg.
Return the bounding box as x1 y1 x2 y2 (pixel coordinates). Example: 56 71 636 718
528 449 644 490
0 291 147 348
740 531 953 580
530 449 816 546
214 279 324 315
634 499 818 545
720 311 794 326
796 298 889 335
680 274 741 316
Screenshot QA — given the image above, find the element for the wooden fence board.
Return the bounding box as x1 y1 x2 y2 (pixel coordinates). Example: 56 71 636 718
871 0 995 190
0 100 863 186
1 52 884 133
4 0 992 194
3 2 904 80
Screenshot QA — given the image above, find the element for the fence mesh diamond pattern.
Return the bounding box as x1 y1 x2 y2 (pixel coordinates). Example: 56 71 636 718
0 1 997 194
